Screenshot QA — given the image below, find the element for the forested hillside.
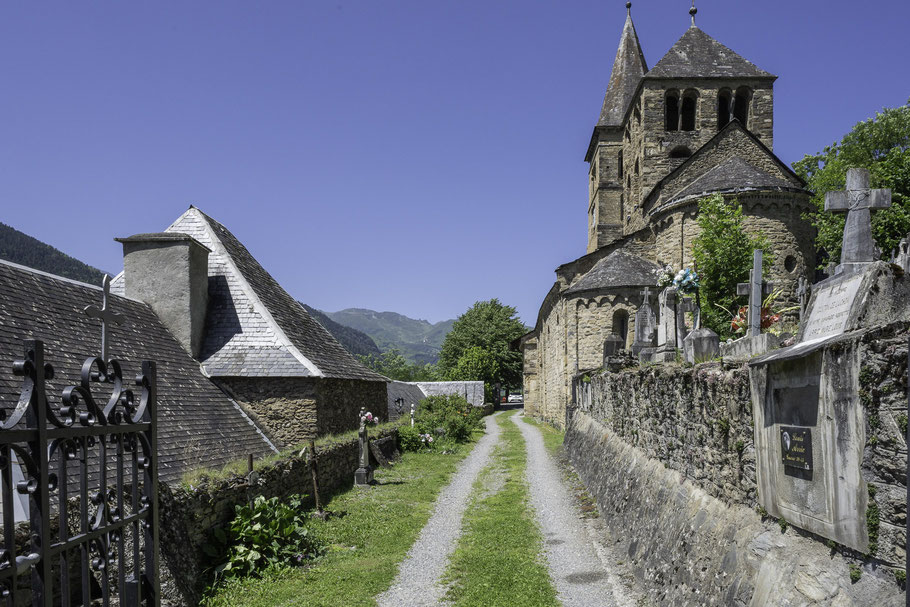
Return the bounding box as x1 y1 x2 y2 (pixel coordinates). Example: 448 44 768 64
301 304 382 358
0 222 106 284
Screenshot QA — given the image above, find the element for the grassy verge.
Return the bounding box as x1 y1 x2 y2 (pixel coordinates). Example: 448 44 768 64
443 411 558 607
202 429 482 607
520 414 565 454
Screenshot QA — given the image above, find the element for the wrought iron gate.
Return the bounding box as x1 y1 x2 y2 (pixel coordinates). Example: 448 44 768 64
0 340 159 606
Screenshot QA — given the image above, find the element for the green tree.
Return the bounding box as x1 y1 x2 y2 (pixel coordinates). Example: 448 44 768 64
792 100 910 266
450 346 500 402
357 349 437 382
438 299 526 390
692 194 771 339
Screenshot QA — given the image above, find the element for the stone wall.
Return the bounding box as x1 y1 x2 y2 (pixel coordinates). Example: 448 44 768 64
218 377 388 449
158 428 400 606
564 325 909 605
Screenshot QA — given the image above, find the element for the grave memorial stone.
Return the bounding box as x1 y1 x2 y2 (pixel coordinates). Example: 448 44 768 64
354 407 374 486
652 287 679 362
602 334 625 360
631 287 657 355
747 169 907 552
722 250 779 359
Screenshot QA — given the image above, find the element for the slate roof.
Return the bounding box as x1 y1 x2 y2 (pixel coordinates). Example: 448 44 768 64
667 156 800 204
646 26 774 80
564 251 660 296
597 9 648 128
0 260 276 484
386 381 427 422
113 207 386 381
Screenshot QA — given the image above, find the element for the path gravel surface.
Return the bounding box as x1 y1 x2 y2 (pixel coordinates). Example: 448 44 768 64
514 413 637 607
376 413 503 607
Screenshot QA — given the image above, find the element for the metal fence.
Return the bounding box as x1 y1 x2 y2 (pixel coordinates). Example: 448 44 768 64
0 340 159 606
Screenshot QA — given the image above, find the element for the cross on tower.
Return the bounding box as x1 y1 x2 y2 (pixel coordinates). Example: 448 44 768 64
83 275 125 362
737 250 774 337
825 168 891 269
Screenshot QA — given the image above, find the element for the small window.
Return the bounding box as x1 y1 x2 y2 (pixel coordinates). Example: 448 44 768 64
718 89 732 129
612 310 630 349
665 90 680 131
681 90 697 131
734 87 751 125
618 151 624 179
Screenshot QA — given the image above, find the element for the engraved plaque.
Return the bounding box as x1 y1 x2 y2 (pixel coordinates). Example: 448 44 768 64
780 426 813 471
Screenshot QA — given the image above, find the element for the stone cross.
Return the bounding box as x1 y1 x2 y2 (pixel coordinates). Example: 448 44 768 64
354 407 373 485
825 168 891 268
632 286 657 354
796 276 810 323
656 287 677 348
83 274 125 362
737 250 774 337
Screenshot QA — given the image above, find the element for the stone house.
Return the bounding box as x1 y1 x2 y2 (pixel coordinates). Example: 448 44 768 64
521 6 815 425
112 206 389 449
0 260 276 484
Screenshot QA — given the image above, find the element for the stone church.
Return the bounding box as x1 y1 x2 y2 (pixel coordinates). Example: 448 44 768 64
521 4 815 426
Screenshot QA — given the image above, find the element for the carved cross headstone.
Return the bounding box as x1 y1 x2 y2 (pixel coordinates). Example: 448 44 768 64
83 274 125 361
737 250 774 338
354 407 373 485
656 287 677 348
632 287 657 353
796 276 810 323
825 168 891 269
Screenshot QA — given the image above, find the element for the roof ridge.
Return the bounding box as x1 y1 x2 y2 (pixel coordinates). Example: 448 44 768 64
190 208 326 378
0 258 147 305
646 26 774 79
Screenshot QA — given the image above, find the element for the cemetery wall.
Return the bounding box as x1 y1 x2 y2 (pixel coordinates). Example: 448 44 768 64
157 428 400 606
565 324 910 605
216 377 388 449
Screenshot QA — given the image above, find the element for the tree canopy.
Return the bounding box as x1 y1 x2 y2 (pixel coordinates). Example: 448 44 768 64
357 349 437 382
438 299 526 389
792 100 910 266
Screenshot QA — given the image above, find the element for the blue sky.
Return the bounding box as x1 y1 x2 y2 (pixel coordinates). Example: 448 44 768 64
1 1 907 326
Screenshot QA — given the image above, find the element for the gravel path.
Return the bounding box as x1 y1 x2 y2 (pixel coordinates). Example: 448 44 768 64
375 413 503 607
514 413 636 607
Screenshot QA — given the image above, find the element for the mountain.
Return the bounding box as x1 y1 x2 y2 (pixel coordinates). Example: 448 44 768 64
0 222 106 284
324 308 455 365
301 304 382 358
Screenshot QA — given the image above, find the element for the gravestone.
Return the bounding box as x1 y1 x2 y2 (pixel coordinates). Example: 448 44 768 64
650 287 680 362
683 327 719 364
631 287 657 355
796 276 810 324
676 296 696 347
825 168 891 276
721 250 779 360
354 408 374 486
747 170 906 551
891 236 910 273
602 334 625 360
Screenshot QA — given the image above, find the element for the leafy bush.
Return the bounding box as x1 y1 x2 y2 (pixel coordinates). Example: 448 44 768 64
692 194 772 339
416 394 484 443
212 495 322 579
397 424 423 452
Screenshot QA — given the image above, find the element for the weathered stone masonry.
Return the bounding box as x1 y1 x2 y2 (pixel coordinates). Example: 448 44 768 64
565 323 909 605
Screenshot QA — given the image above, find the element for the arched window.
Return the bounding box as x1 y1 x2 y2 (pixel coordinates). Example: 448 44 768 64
717 89 732 129
734 87 751 125
618 150 623 179
665 90 680 131
670 146 692 159
681 90 697 131
612 310 630 349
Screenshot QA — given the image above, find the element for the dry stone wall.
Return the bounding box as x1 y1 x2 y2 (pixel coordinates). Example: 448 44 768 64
564 324 909 605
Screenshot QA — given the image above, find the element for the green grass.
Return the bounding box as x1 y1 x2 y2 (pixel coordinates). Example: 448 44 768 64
442 412 559 607
202 428 481 607
521 415 565 454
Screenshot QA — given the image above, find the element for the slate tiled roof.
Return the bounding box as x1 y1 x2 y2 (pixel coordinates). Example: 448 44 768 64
112 207 386 381
597 10 648 128
564 251 660 296
386 381 427 421
666 156 800 204
0 261 276 484
646 26 774 80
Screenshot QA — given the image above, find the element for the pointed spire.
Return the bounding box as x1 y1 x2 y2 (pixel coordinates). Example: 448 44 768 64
689 1 698 27
596 2 648 128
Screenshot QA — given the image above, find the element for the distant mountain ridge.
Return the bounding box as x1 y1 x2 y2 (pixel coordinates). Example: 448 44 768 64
324 308 455 365
0 222 106 285
300 304 381 358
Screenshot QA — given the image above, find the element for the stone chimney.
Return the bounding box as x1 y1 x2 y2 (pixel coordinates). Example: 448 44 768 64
115 233 210 358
